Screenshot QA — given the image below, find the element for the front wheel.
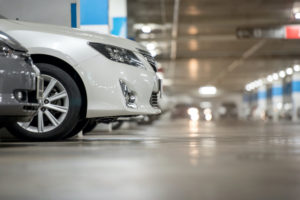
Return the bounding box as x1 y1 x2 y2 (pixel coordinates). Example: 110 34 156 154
7 63 82 141
82 119 97 134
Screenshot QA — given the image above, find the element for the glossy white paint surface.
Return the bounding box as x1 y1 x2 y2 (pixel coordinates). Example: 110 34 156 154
0 19 161 118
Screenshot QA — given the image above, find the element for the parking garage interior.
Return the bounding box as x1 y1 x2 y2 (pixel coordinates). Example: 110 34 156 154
1 0 300 199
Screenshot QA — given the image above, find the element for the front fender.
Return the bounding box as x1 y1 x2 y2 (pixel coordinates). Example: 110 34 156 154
29 47 78 68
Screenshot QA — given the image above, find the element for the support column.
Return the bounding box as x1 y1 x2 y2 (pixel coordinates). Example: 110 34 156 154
242 93 250 120
109 0 127 38
272 80 283 122
257 85 267 120
80 0 109 34
292 72 300 122
249 91 258 120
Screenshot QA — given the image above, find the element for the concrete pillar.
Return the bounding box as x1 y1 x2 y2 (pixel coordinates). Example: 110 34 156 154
109 0 127 38
242 93 249 119
80 0 109 34
247 91 258 120
266 85 272 120
250 91 258 108
292 72 300 122
257 85 267 120
272 80 283 122
79 0 127 36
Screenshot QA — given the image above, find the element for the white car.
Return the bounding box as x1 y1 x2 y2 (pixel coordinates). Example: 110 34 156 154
0 19 161 141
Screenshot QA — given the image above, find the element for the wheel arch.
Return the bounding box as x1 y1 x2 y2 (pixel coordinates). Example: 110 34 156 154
31 54 87 119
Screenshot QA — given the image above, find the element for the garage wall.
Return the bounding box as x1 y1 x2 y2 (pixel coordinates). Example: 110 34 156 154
0 0 80 27
79 0 109 34
0 0 127 37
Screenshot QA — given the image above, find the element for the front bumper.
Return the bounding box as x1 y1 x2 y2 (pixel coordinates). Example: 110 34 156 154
0 99 38 117
76 54 161 118
0 57 40 120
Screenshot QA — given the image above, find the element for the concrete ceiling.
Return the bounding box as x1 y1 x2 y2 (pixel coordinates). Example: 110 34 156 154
128 0 300 96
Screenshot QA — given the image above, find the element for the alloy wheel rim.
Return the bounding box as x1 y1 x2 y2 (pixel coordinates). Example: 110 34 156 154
18 74 69 133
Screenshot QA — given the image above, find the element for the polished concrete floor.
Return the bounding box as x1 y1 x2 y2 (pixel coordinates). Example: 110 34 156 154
1 119 300 200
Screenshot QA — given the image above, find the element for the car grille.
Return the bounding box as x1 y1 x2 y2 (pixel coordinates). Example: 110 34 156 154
150 93 159 108
138 49 157 72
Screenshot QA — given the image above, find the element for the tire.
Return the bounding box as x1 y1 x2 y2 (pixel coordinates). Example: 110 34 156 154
7 63 82 141
111 121 123 130
82 119 97 134
64 118 89 139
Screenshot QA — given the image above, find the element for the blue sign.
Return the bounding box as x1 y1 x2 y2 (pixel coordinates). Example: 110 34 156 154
71 3 77 28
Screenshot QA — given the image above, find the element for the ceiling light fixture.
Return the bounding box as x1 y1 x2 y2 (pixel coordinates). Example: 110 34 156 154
188 26 198 35
295 12 300 19
245 84 251 91
294 64 300 72
199 86 217 95
267 75 273 82
146 43 156 51
272 73 279 80
245 86 251 91
256 79 263 87
279 70 286 78
286 67 293 75
141 26 151 33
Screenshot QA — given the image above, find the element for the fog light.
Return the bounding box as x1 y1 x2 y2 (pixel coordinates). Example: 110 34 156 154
119 80 137 109
17 92 23 100
14 91 26 102
128 95 136 104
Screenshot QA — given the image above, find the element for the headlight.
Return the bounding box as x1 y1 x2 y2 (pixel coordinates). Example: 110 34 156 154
0 41 17 58
89 42 144 68
0 40 30 60
0 31 28 59
0 31 27 52
137 48 157 72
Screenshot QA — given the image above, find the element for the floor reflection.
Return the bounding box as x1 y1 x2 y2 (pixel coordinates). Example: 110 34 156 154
188 120 199 137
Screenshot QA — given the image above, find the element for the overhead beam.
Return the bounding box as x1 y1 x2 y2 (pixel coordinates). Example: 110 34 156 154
209 40 266 85
170 0 180 60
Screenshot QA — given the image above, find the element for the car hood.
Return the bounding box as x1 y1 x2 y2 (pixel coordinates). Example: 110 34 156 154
0 19 147 53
